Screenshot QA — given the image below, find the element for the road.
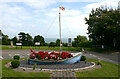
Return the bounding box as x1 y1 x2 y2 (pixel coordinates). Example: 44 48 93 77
0 49 119 65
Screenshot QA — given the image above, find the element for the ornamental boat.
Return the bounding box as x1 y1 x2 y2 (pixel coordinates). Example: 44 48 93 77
28 6 83 64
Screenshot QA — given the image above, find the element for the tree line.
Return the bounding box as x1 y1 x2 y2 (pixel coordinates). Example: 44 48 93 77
0 30 88 47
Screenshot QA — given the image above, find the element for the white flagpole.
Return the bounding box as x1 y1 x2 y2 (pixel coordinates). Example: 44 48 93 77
59 7 62 53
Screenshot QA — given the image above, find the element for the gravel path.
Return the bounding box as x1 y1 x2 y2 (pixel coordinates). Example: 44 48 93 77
20 59 94 69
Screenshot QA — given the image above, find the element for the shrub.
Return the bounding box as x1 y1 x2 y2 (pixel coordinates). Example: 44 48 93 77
96 60 102 65
80 55 86 61
33 63 36 70
11 60 20 68
13 55 20 60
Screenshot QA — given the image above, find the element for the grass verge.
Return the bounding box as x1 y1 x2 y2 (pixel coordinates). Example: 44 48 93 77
76 59 120 77
1 45 81 51
1 59 50 78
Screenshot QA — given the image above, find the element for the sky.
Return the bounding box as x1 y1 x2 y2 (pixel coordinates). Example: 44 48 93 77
0 0 119 39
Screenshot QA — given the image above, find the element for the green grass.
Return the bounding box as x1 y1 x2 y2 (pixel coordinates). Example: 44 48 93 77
76 59 120 77
1 45 81 51
1 58 119 78
1 59 50 78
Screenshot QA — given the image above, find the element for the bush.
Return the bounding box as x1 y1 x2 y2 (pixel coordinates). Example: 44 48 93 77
11 60 20 68
78 41 93 48
33 63 36 70
96 60 102 65
13 55 20 60
80 55 86 61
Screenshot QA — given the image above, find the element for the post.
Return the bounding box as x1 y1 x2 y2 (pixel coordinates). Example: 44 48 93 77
59 9 62 53
10 41 13 47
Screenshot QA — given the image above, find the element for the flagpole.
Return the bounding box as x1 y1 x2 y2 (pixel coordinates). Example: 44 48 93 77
59 7 62 53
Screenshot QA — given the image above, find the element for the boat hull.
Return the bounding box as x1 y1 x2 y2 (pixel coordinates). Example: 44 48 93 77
28 52 82 64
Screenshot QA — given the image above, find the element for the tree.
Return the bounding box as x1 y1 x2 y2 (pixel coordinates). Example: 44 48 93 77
0 30 10 45
2 35 10 45
26 33 33 46
18 32 26 45
34 35 45 46
85 7 120 48
26 33 33 42
0 30 4 36
56 39 60 46
74 35 87 43
73 35 87 47
11 36 19 45
18 32 33 46
49 42 56 47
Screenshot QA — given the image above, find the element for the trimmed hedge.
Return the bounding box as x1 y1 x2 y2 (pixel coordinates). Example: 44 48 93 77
80 55 86 61
96 61 102 65
11 60 20 68
13 55 20 60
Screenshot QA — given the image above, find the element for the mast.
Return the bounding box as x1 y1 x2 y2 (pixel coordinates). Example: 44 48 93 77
59 8 62 53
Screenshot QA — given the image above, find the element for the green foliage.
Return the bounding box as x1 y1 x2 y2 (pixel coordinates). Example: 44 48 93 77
78 41 93 48
37 56 41 60
76 59 119 77
56 39 60 46
2 59 50 77
1 45 81 51
13 55 20 60
62 43 68 47
96 60 102 65
73 35 88 47
85 7 120 49
49 42 56 47
18 32 33 46
11 60 20 68
1 31 11 45
33 63 36 70
34 35 45 46
80 55 86 61
41 67 43 71
11 36 19 45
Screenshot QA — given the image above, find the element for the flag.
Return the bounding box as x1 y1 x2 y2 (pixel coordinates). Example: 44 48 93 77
59 6 65 11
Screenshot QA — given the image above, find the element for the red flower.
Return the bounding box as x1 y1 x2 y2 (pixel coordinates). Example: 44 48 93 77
30 54 36 59
50 51 55 55
30 51 73 60
45 52 48 54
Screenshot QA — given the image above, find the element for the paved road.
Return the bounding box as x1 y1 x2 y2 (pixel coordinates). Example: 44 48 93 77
0 50 119 65
84 50 119 65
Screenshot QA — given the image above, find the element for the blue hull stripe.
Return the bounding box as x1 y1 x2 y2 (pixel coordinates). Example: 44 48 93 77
28 54 82 64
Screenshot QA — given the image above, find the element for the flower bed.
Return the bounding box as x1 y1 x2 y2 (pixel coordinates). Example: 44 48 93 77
30 49 73 60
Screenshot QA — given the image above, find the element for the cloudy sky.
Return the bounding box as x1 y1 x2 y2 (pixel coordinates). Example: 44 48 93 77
0 0 119 39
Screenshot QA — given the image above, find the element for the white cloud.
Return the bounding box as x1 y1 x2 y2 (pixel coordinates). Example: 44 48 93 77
0 0 119 39
24 0 57 8
1 0 119 2
83 1 119 14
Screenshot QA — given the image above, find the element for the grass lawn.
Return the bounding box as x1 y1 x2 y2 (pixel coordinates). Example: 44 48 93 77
1 45 81 51
1 59 50 78
76 59 120 78
1 58 119 78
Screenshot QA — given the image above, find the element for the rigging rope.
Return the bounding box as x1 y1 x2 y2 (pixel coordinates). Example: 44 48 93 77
62 16 83 51
43 15 58 37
